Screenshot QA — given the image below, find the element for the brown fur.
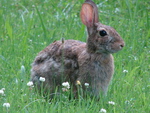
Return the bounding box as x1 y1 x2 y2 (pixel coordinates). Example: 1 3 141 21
30 0 124 98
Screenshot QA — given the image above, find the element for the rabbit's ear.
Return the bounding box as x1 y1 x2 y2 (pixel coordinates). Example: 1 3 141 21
80 0 99 28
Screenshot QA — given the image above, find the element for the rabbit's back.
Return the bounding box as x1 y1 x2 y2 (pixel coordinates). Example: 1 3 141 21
31 40 86 93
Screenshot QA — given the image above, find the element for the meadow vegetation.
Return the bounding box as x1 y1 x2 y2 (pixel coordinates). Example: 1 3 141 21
0 0 150 112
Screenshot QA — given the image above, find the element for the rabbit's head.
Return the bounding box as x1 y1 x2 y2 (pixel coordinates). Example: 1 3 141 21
80 0 124 54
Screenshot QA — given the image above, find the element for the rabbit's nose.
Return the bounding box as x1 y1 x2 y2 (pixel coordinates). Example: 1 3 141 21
120 42 125 48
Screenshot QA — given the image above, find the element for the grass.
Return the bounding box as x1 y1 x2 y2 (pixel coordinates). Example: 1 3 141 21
0 0 150 112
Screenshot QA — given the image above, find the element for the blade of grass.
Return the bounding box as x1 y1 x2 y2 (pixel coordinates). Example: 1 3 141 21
5 18 13 42
35 5 47 39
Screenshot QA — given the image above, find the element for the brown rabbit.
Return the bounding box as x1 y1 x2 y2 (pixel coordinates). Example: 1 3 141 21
30 0 124 98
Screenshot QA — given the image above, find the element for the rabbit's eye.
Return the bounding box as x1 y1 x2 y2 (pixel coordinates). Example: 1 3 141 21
99 30 107 36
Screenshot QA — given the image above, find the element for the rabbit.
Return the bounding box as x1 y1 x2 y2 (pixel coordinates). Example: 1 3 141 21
30 0 125 98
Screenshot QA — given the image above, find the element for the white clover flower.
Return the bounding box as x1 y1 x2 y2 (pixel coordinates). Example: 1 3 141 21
99 108 106 113
114 8 120 13
123 70 128 73
3 103 10 108
27 81 34 86
32 5 35 7
62 88 68 92
0 90 4 95
62 82 70 89
39 77 45 82
84 83 89 87
108 101 115 105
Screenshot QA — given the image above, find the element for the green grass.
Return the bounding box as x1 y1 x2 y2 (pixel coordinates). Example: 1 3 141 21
0 0 150 112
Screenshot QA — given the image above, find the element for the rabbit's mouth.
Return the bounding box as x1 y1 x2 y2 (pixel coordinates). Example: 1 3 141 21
95 42 124 54
105 44 124 53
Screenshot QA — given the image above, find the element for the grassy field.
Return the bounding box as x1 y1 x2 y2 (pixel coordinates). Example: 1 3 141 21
0 0 150 112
